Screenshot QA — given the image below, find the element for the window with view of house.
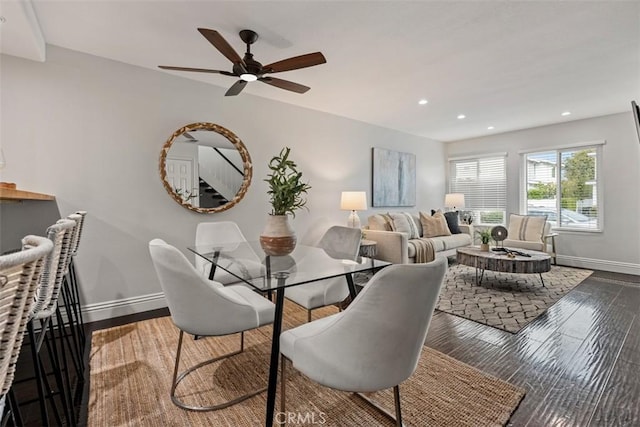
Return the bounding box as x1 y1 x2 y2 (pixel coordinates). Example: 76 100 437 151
522 144 602 231
449 154 507 225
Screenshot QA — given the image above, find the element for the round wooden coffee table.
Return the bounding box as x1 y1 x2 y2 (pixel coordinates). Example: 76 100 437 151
456 246 551 287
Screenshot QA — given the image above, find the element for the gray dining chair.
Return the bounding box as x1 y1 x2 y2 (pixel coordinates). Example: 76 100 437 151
280 257 447 425
285 225 362 322
299 217 332 247
148 238 275 411
194 221 264 284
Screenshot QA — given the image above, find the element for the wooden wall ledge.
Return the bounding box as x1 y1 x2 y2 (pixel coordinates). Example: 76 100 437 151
0 183 55 201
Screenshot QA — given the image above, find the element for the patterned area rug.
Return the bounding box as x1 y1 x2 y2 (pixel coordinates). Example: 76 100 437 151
89 301 525 426
438 263 593 333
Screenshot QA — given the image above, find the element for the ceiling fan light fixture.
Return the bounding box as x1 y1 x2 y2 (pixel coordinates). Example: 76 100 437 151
240 73 258 82
160 28 325 96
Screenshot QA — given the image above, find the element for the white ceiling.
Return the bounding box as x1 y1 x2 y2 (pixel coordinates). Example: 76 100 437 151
1 0 639 141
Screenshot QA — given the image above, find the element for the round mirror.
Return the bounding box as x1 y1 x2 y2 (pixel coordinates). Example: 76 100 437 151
159 122 252 213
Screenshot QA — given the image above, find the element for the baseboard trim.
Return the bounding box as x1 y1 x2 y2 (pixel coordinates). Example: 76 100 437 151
557 255 640 276
82 291 167 323
80 256 638 323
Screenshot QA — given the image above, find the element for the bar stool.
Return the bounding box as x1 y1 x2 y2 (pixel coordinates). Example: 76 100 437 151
59 212 86 352
56 214 86 406
0 236 53 424
66 211 87 347
24 220 77 426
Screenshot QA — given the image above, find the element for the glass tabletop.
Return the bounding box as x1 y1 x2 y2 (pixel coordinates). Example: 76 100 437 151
188 241 390 293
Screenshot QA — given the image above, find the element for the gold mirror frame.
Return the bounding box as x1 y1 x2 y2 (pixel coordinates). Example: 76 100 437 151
159 122 252 213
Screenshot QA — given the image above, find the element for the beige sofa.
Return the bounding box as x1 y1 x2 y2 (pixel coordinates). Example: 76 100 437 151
365 212 473 264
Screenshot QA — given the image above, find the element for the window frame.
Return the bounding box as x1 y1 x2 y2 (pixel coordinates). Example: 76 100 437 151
520 141 604 233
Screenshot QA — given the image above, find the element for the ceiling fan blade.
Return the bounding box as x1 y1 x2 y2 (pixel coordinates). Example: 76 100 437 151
158 65 235 76
197 28 246 66
263 52 326 74
225 80 248 96
259 77 310 94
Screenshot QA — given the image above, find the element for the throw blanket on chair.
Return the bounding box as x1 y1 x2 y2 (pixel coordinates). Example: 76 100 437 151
409 238 435 263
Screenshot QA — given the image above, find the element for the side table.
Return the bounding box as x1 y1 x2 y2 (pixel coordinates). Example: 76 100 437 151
354 239 378 289
544 232 559 265
359 239 377 258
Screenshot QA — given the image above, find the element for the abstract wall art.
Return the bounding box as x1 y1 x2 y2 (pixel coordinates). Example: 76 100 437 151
372 147 416 207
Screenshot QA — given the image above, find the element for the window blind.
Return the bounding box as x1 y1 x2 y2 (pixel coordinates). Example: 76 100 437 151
449 155 507 224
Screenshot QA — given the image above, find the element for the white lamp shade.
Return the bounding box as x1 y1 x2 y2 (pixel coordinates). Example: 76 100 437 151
444 193 465 209
340 191 367 211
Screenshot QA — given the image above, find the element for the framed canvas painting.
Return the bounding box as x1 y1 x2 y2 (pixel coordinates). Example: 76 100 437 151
372 147 416 207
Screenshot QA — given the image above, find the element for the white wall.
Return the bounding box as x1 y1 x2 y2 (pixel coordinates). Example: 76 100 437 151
447 113 640 274
0 46 446 320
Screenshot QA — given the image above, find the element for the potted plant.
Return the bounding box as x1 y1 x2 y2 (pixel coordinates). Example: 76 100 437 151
476 228 492 252
260 147 311 256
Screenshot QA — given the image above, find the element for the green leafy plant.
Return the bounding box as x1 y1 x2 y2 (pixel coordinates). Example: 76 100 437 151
174 186 197 202
476 228 492 244
264 147 311 217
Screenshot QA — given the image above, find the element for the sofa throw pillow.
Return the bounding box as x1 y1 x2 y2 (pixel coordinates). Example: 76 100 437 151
411 213 423 237
420 211 452 238
443 211 461 234
380 213 395 231
368 213 395 231
367 214 384 231
389 212 420 239
507 214 546 242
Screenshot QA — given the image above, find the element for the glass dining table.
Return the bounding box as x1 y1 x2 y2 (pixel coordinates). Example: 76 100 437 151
188 241 390 427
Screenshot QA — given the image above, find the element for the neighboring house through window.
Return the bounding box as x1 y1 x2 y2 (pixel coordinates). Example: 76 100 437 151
521 142 603 232
449 154 507 226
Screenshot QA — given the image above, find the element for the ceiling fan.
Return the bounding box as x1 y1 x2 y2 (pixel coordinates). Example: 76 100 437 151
159 28 326 96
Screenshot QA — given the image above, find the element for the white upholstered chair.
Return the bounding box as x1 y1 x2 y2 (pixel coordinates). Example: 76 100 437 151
503 214 553 253
0 236 53 420
148 239 275 411
194 221 264 285
279 257 447 425
285 225 362 322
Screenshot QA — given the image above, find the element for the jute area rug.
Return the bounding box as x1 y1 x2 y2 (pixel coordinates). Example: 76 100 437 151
438 264 593 333
89 301 525 427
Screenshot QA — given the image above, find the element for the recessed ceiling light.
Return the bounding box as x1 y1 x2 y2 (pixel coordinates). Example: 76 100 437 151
487 126 495 130
0 16 6 23
418 99 428 105
457 114 466 119
561 111 571 116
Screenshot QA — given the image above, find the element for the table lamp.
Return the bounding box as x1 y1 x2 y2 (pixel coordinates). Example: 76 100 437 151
444 193 465 211
340 191 367 228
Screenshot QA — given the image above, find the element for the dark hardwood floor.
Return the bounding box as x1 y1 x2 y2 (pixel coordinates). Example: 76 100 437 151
425 270 640 427
55 269 640 425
